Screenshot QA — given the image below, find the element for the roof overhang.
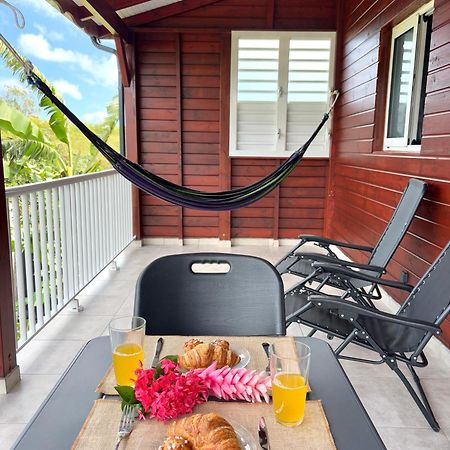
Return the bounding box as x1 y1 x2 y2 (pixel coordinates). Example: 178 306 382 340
46 0 223 40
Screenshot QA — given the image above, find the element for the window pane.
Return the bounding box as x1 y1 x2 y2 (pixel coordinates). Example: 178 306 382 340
387 28 414 138
237 38 279 102
288 39 331 103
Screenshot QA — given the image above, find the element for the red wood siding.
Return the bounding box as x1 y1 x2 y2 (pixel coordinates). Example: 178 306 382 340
135 0 335 241
330 0 450 346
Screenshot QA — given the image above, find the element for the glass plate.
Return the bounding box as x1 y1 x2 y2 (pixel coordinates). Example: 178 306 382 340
232 347 251 369
227 418 258 450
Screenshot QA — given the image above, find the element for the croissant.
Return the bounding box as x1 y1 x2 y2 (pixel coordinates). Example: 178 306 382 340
179 343 240 370
159 435 192 450
164 413 241 450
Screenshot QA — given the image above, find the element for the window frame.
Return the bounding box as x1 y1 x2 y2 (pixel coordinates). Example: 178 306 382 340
229 30 336 158
384 1 434 151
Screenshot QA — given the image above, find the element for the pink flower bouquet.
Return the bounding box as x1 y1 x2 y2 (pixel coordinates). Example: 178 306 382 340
115 356 271 422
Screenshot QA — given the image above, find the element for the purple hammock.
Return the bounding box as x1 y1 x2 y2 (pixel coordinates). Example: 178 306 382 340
28 73 332 211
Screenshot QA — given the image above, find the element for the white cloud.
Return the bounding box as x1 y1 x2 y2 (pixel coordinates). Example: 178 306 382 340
18 33 118 87
0 77 22 92
34 23 64 41
83 111 107 123
20 0 60 18
53 79 82 100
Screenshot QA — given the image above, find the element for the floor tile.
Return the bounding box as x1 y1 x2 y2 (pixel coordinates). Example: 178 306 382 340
377 427 450 450
0 375 59 424
61 293 127 316
350 375 435 428
0 424 26 450
421 378 450 429
17 340 84 375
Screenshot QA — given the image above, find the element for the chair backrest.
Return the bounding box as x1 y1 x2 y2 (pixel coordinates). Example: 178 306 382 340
366 179 427 272
134 253 286 336
400 241 450 326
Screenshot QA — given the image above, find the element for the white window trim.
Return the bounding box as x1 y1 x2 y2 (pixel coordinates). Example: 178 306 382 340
229 31 336 158
384 1 434 151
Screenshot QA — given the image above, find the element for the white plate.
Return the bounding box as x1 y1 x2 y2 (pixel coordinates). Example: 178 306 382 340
227 418 258 450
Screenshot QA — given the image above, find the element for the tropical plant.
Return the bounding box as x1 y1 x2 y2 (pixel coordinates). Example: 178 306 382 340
0 39 119 185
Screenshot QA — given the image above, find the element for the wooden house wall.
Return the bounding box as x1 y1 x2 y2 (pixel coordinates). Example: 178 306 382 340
135 0 335 240
330 0 450 346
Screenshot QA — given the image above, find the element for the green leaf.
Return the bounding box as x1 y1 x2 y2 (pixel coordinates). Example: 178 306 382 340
153 355 179 380
114 385 139 405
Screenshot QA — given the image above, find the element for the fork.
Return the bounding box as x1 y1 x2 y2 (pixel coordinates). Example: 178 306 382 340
115 404 135 449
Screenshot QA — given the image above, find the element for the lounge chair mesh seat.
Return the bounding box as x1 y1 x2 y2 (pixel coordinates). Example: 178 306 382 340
307 241 450 431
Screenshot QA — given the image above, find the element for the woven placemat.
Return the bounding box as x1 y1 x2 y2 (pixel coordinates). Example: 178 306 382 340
97 335 298 395
72 399 336 450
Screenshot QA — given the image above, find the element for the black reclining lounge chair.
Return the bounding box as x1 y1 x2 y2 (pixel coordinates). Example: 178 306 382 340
303 242 450 431
281 179 426 317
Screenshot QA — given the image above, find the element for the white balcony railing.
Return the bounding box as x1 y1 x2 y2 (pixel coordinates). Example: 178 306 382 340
6 170 133 348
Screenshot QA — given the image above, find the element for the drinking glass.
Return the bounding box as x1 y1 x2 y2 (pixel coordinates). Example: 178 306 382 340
109 316 146 386
270 343 311 427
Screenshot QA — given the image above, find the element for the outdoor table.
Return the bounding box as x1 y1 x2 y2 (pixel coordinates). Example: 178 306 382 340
12 336 386 450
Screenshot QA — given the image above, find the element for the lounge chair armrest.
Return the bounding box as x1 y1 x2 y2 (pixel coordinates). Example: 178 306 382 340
298 235 374 252
295 253 385 273
309 295 440 334
312 262 413 291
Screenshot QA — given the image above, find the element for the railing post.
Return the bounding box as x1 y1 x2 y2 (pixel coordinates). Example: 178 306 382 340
0 138 20 392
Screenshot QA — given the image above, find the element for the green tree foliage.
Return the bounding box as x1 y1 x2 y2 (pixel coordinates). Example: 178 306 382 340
0 40 119 186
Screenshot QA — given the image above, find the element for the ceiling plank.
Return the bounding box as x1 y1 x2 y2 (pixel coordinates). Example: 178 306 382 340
124 0 223 26
79 0 134 42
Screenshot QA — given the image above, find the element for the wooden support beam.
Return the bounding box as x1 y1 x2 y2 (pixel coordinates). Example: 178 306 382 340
122 43 141 240
125 0 223 27
219 32 231 242
79 0 133 42
0 135 19 384
114 37 131 87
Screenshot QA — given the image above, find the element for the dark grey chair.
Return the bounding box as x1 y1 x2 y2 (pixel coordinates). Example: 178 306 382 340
134 253 285 336
281 179 426 321
303 241 450 431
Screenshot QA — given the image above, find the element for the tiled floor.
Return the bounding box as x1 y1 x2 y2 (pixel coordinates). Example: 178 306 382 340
1 242 450 450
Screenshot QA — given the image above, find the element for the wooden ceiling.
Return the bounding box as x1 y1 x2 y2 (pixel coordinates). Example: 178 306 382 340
47 0 223 41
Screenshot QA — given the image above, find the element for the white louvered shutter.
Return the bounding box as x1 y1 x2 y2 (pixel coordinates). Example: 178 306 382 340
229 32 334 157
231 37 280 155
286 39 332 157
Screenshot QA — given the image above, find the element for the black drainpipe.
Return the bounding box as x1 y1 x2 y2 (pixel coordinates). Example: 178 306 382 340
90 37 125 156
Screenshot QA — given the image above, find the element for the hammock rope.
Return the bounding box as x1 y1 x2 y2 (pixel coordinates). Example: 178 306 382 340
28 74 338 210
0 22 339 210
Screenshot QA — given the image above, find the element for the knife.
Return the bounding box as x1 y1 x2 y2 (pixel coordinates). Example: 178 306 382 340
151 337 164 368
258 416 270 450
262 342 270 373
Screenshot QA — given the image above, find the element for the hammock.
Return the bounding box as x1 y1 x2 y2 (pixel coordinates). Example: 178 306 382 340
28 74 337 210
0 20 338 211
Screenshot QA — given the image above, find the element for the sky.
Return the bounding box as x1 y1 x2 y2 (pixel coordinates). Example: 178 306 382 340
0 0 118 123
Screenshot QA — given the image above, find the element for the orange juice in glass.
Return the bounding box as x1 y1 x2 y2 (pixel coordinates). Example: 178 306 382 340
109 316 146 386
270 343 310 427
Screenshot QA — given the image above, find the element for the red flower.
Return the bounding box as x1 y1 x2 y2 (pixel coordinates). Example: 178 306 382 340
133 358 208 421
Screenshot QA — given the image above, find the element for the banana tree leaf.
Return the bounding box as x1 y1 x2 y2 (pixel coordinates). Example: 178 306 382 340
0 100 45 141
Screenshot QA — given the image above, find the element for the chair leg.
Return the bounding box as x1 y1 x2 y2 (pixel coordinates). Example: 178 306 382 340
388 360 440 431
